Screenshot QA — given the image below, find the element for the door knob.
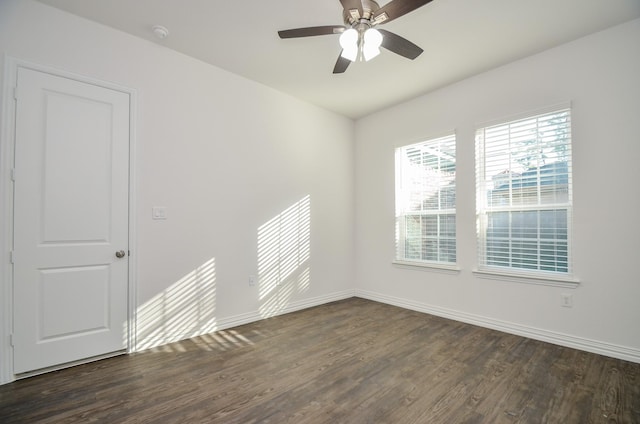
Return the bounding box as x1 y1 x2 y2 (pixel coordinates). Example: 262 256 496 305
115 250 126 258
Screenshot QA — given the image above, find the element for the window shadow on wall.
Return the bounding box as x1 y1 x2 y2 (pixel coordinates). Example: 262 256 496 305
135 257 217 351
257 195 311 318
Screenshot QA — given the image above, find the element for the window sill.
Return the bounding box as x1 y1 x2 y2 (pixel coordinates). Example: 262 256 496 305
392 260 461 274
472 268 580 288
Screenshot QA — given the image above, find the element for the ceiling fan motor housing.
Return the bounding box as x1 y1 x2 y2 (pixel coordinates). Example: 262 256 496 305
343 0 381 26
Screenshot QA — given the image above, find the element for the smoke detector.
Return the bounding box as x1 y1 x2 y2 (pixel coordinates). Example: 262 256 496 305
152 25 169 40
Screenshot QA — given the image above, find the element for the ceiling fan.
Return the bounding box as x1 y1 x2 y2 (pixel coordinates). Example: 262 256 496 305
278 0 434 74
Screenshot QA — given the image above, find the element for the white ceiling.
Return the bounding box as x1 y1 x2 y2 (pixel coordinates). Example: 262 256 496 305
36 0 640 119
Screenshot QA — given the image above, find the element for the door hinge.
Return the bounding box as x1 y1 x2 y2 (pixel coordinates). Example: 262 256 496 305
10 168 15 182
9 250 14 264
13 86 19 101
9 334 14 347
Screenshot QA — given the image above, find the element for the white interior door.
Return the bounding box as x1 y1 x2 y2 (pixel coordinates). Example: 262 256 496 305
12 67 130 374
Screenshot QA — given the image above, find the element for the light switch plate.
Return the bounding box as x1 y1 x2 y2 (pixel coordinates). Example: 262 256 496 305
152 206 167 220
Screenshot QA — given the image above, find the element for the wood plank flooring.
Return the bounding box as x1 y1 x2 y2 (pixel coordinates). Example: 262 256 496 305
0 298 638 423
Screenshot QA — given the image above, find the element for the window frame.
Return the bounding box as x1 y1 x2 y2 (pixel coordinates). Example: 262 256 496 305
394 133 458 270
474 106 578 286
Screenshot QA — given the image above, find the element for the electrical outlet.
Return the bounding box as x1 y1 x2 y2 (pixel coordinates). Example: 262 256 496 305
560 293 573 308
249 275 257 286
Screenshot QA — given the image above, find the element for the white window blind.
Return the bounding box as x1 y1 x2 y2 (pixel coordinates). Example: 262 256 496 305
395 134 456 264
476 108 572 275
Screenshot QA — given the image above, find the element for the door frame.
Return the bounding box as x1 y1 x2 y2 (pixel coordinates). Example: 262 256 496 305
0 57 138 385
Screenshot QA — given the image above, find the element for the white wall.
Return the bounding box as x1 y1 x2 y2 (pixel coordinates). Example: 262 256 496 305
0 0 355 368
354 18 640 362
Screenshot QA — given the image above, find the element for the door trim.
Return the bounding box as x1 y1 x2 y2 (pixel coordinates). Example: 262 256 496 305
0 57 137 385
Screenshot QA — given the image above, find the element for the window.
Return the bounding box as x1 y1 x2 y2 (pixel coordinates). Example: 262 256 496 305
476 108 572 276
395 134 456 265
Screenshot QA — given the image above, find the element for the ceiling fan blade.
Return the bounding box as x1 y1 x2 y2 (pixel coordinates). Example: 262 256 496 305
278 26 345 39
333 53 351 74
340 0 363 18
372 0 433 24
378 29 423 60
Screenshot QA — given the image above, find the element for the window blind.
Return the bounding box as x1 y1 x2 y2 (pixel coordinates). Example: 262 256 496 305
396 134 456 264
476 108 572 275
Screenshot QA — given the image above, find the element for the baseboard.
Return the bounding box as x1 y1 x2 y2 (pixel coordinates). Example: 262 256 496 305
355 289 640 364
216 289 357 330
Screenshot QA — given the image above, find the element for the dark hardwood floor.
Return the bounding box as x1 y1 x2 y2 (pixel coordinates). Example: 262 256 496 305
0 298 638 423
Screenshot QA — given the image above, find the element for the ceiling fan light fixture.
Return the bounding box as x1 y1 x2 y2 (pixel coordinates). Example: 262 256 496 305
363 28 383 61
339 28 359 61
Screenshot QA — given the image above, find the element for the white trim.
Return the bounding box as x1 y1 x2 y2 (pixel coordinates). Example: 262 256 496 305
219 289 356 330
472 268 579 288
126 80 138 355
392 260 461 274
355 289 640 364
0 55 18 386
0 57 138 385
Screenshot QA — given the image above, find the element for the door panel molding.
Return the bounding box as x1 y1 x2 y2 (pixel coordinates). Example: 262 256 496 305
0 57 137 385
